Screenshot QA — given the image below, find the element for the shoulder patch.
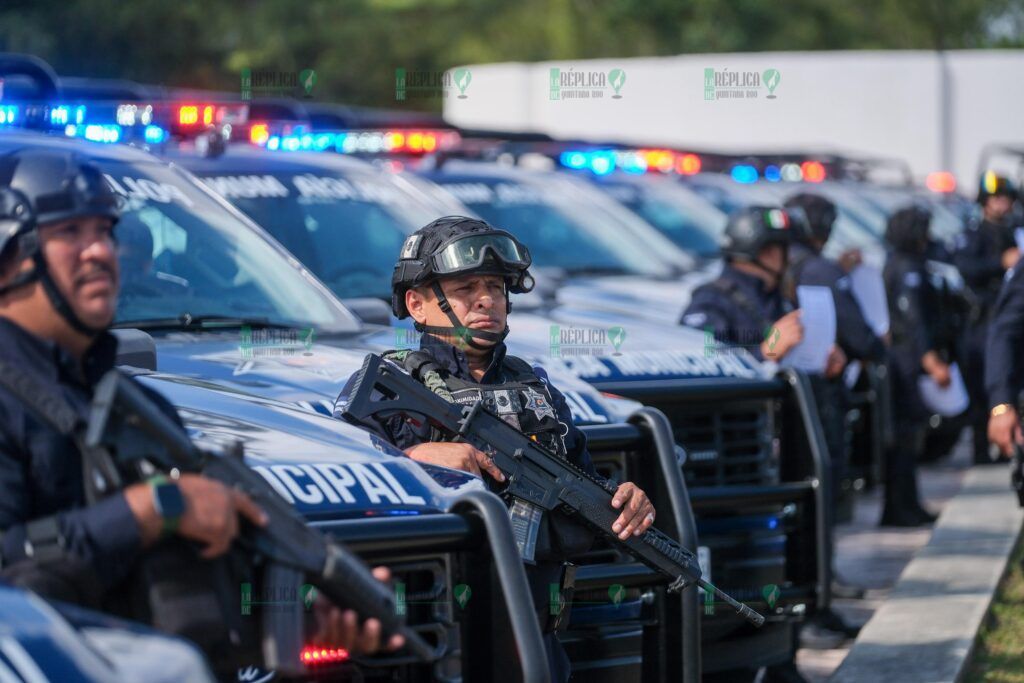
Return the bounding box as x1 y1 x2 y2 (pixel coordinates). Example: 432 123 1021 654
903 272 922 288
682 312 707 327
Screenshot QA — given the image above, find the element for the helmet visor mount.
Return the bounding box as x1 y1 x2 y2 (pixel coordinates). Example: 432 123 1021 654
430 232 530 277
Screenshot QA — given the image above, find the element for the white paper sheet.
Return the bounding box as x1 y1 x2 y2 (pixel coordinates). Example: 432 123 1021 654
781 285 836 374
1015 227 1024 252
917 362 969 417
849 265 890 337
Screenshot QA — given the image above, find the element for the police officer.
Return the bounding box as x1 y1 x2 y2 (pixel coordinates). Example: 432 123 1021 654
336 216 656 683
682 206 848 678
783 193 886 364
954 172 1020 463
0 149 398 656
882 205 951 526
985 257 1024 457
681 205 806 362
782 193 886 613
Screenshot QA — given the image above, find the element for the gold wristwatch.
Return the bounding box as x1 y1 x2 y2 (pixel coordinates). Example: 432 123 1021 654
991 403 1014 417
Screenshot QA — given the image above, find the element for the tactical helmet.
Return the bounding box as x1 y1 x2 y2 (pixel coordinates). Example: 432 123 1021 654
885 204 932 254
392 216 534 349
721 205 792 262
0 149 121 335
784 193 837 247
977 171 1017 204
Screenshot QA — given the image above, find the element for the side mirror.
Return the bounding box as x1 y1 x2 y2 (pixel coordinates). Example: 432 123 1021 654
111 328 157 370
341 297 393 327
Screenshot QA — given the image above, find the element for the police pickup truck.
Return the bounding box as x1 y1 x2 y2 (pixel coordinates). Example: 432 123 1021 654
167 137 831 679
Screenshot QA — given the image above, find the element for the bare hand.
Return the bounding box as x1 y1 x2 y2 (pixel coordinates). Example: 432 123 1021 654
312 566 405 655
988 407 1023 458
838 249 863 273
610 482 655 540
761 310 804 360
825 345 847 379
1002 247 1020 271
404 442 506 482
176 474 268 559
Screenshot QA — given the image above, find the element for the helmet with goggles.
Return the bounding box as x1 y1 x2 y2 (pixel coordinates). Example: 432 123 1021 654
391 216 534 349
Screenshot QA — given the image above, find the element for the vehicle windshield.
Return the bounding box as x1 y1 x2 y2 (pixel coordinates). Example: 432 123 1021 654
194 168 437 300
430 173 676 278
595 177 725 256
102 160 359 333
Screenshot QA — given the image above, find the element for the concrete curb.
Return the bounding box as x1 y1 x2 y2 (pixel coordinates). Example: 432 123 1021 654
829 464 1024 683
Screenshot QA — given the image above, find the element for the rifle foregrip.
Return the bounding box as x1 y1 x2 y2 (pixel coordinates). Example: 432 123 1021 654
322 545 435 661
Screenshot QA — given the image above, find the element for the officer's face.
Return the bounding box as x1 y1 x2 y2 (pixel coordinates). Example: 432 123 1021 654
984 195 1013 221
759 244 786 275
39 216 119 328
408 273 507 347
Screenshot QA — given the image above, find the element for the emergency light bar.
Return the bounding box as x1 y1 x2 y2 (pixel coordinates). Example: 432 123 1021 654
253 126 461 155
557 148 703 176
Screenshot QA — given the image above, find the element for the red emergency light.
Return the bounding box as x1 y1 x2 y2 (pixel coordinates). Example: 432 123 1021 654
301 645 350 666
676 153 702 175
926 171 957 193
801 161 826 183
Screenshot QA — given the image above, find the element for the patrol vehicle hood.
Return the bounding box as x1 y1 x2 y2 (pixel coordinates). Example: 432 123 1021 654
550 269 720 325
504 310 771 384
136 371 484 519
143 329 625 425
0 581 215 683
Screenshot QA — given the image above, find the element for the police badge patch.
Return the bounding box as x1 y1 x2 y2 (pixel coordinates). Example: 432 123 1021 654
522 387 556 421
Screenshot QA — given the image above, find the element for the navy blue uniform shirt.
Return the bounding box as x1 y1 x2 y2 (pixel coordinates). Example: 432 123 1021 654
789 243 886 362
335 332 597 477
985 263 1024 408
954 218 1015 315
681 264 790 360
0 318 181 588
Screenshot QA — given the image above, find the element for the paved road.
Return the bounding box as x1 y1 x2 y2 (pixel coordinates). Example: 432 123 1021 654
795 434 975 682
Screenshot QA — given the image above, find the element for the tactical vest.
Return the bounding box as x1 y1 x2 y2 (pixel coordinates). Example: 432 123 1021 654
382 348 595 563
383 348 570 460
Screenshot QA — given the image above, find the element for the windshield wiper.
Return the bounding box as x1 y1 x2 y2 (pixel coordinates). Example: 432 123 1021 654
563 266 633 277
113 315 303 331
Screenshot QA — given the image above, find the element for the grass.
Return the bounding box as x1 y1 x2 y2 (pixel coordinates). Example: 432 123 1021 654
966 532 1024 683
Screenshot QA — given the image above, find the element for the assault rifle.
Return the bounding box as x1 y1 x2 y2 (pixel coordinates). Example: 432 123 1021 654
84 370 434 672
341 354 764 627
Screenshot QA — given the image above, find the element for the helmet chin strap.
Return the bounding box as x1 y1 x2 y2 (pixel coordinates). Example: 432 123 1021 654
417 280 509 351
747 255 787 288
33 252 106 338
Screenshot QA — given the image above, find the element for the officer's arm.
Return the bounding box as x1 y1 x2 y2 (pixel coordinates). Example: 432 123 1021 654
986 268 1024 408
681 293 734 349
954 233 1004 287
895 272 937 363
834 286 886 362
0 421 142 589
